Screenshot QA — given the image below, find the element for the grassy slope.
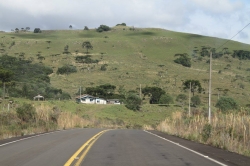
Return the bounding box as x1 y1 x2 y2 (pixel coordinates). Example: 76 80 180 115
1 26 250 107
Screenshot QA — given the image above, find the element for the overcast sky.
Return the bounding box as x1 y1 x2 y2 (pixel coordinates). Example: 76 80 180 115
0 0 249 44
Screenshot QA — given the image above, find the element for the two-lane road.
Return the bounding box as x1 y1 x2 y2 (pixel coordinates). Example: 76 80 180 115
0 129 249 166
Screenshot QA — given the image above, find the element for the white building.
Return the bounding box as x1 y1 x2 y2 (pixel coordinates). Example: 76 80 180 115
76 94 106 104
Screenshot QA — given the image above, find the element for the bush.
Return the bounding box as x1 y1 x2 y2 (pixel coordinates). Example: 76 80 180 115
96 25 111 32
56 65 77 75
176 94 187 102
215 97 238 112
159 94 174 104
191 95 201 106
100 64 108 71
201 123 212 142
16 103 37 123
174 55 191 67
125 94 142 111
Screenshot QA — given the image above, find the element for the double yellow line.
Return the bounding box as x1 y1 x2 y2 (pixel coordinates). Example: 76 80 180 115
64 130 109 166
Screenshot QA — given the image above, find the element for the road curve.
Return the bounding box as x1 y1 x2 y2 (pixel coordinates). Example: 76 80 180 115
0 129 249 166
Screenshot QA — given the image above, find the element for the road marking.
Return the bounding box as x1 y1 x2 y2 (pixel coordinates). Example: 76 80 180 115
64 129 109 166
144 130 228 166
0 130 66 147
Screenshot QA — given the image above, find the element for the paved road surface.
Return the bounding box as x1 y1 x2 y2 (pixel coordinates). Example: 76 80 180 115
0 129 249 166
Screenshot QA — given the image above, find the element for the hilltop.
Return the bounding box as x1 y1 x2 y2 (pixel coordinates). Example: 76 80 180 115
1 25 250 107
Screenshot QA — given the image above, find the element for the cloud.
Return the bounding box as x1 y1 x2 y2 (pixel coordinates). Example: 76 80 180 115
189 0 243 14
0 0 249 44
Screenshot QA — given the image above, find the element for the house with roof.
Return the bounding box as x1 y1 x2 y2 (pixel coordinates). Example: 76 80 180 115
76 94 107 104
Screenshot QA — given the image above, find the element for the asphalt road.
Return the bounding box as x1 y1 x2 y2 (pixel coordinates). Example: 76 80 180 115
0 129 249 166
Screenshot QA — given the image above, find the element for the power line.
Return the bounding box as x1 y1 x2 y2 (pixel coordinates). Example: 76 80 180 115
195 22 250 77
217 22 250 50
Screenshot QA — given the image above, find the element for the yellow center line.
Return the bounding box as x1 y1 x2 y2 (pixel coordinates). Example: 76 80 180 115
64 129 109 166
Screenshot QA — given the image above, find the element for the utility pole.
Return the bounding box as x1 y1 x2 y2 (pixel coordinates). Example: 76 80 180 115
189 82 191 117
140 84 142 99
208 51 212 124
79 86 81 103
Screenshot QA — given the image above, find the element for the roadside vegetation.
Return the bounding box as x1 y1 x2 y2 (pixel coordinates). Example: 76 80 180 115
0 98 175 140
157 108 250 157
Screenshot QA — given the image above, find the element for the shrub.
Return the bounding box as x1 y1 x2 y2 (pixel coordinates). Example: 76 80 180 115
96 25 111 32
215 97 238 112
176 94 187 102
159 94 174 104
191 95 201 106
16 103 37 123
201 123 212 142
100 64 108 71
56 65 77 75
174 55 191 67
125 94 142 111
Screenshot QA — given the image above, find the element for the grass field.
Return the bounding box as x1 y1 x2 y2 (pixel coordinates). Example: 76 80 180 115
1 26 250 107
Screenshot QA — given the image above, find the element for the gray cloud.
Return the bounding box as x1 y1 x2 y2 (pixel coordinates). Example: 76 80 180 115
0 0 249 44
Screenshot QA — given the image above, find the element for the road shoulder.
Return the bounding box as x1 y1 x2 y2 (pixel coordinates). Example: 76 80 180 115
147 130 250 166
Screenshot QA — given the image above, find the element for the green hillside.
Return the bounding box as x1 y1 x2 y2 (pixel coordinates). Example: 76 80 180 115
1 26 250 107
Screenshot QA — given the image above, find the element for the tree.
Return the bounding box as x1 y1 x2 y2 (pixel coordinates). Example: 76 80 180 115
84 26 89 30
159 94 174 104
15 28 19 33
142 86 166 104
215 97 238 112
34 28 42 33
125 93 142 111
0 67 14 98
183 80 202 96
99 84 116 95
82 41 93 53
174 53 191 67
26 27 30 31
69 25 72 29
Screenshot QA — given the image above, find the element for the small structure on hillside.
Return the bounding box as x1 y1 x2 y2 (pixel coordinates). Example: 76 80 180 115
107 99 121 105
34 94 44 101
76 94 106 104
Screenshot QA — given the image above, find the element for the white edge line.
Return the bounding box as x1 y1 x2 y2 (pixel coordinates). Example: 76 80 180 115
144 130 228 166
0 128 83 147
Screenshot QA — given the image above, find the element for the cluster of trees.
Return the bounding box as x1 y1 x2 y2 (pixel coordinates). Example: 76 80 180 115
84 84 122 99
0 55 70 100
80 79 234 111
116 23 126 26
12 27 30 33
232 50 250 60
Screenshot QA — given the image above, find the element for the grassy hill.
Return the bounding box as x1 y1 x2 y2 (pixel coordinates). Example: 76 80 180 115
1 26 250 107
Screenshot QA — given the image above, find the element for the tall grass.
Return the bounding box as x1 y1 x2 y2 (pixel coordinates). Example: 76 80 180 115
157 110 250 156
0 104 92 140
